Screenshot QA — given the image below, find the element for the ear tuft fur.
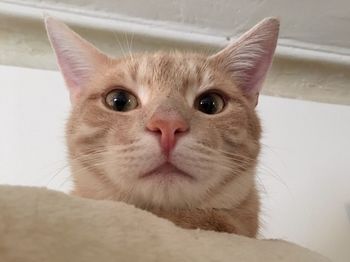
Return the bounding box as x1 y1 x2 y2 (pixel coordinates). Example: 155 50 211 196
45 17 109 102
210 17 280 106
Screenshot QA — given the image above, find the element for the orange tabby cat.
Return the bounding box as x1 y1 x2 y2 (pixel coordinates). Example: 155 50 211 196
45 17 279 237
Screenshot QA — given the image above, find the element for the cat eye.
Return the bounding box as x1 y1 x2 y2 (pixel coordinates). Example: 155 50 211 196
195 92 225 115
105 89 138 112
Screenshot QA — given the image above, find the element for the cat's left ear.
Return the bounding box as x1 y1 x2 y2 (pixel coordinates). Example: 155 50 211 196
45 16 110 102
210 18 279 107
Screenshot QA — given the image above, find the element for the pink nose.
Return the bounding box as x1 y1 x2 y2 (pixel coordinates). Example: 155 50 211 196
146 113 189 156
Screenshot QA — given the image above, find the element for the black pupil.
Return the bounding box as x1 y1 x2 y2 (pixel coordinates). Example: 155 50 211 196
198 95 218 114
112 91 130 111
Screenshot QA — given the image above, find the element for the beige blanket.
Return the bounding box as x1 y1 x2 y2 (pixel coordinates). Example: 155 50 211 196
0 185 327 262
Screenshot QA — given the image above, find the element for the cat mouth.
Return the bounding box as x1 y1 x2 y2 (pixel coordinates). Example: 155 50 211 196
140 163 194 180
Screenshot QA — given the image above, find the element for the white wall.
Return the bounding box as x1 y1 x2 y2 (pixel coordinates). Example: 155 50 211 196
0 65 349 261
0 66 71 190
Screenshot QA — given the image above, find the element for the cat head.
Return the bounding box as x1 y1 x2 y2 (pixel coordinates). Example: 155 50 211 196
45 17 279 209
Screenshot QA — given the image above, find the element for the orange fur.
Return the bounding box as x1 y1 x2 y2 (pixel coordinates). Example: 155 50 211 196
45 17 279 237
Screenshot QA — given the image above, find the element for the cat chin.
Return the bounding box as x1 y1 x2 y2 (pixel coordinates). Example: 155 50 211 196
72 162 255 210
124 167 257 210
120 176 204 209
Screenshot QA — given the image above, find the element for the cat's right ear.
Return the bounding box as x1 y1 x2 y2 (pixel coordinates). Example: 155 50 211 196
45 17 109 102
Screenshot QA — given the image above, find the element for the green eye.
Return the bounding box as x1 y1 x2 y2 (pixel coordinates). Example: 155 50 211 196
195 92 225 115
105 89 138 112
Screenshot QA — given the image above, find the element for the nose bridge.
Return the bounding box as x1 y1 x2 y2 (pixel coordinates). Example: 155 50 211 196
150 96 188 122
146 97 189 156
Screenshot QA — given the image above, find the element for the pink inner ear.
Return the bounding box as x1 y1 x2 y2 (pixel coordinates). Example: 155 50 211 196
244 41 276 95
211 18 279 104
54 44 97 100
45 17 108 102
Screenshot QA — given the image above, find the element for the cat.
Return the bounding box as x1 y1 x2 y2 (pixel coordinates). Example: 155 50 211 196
45 16 279 237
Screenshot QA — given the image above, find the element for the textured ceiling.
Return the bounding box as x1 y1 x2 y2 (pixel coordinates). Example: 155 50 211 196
6 0 350 56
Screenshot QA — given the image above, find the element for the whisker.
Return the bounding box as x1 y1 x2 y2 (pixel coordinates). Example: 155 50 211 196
183 141 289 191
46 163 70 187
112 32 128 59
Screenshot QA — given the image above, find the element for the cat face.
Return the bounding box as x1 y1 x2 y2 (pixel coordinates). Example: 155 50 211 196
45 17 279 209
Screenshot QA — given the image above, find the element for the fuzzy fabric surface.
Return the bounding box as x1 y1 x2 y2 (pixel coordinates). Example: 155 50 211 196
0 185 327 262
